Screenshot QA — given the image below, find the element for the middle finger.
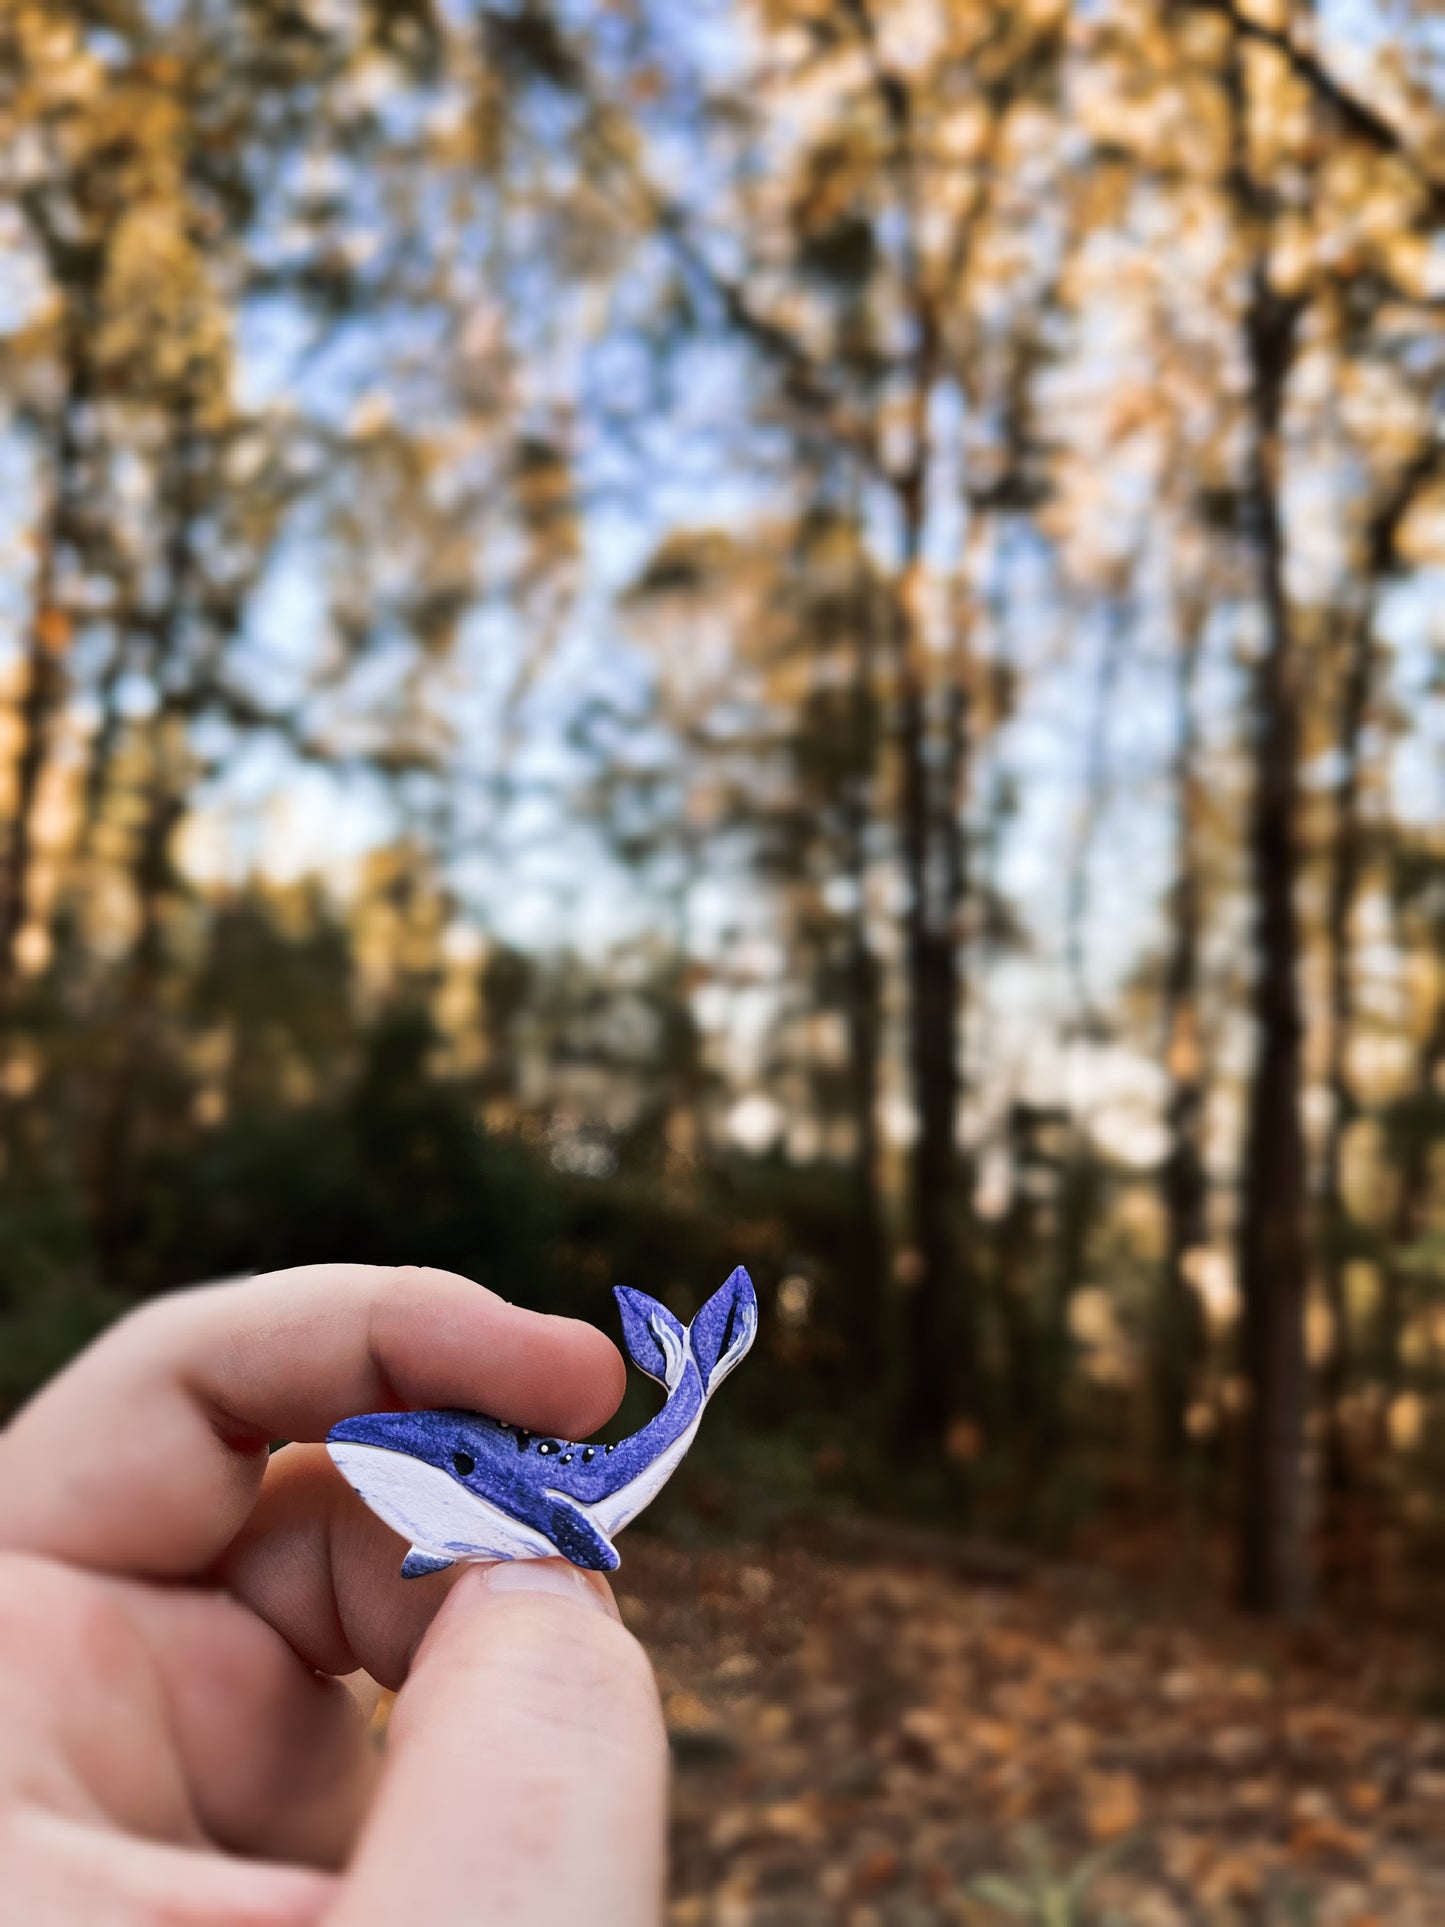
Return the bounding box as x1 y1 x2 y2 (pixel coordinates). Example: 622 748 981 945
115 1574 378 1867
217 1443 466 1688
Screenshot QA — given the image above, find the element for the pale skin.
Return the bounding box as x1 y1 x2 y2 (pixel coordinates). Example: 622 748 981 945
0 1263 670 1923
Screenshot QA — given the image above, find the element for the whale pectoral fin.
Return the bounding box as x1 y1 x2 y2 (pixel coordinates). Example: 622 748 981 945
401 1548 456 1579
544 1496 621 1573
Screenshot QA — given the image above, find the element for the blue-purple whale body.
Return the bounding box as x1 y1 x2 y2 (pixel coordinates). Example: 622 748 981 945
326 1266 757 1576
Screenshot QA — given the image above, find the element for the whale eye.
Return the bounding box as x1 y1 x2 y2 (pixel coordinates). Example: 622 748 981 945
452 1451 475 1477
582 1447 596 1462
537 1440 558 1456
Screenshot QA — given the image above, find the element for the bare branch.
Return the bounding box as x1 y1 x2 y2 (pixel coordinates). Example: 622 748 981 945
1180 0 1445 212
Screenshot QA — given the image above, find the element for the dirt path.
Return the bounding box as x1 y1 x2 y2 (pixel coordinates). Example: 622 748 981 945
617 1538 1445 1925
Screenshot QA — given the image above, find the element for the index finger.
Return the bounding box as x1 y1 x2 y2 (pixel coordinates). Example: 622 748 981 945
0 1264 625 1577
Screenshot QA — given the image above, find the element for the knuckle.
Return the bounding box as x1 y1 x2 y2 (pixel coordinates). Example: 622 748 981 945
384 1263 437 1294
382 1263 474 1317
373 1264 444 1327
0 1551 72 1638
0 1556 142 1705
108 1290 187 1348
98 1288 210 1375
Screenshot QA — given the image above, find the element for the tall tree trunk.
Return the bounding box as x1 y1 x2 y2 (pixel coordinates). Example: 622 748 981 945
1227 13 1312 1618
89 776 187 1257
1321 442 1442 1486
842 0 971 1442
891 456 975 1438
935 588 976 1410
1380 969 1445 1404
1233 287 1312 1615
845 0 1019 1447
0 321 87 1003
995 1101 1040 1445
877 109 958 1430
1318 600 1371 1499
890 183 973 1443
842 573 887 1368
74 605 139 867
1041 1142 1097 1485
893 535 962 1441
89 401 200 1256
1157 596 1208 1464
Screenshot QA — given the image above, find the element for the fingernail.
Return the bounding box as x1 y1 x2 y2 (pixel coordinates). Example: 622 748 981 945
478 1558 619 1619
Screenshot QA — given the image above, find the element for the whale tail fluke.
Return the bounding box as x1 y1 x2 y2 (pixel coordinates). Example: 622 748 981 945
614 1287 688 1388
613 1266 758 1398
690 1265 757 1394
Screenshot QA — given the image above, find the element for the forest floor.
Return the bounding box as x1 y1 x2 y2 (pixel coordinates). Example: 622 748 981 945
613 1532 1445 1926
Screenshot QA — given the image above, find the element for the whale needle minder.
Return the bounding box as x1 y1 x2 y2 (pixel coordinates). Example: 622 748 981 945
327 1266 758 1575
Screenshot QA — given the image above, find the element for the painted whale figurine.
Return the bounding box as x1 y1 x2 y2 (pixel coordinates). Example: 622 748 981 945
327 1265 757 1576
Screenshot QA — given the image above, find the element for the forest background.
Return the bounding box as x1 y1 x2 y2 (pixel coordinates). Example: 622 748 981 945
1 0 1444 1638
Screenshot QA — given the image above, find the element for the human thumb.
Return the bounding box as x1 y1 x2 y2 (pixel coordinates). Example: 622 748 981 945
330 1561 668 1925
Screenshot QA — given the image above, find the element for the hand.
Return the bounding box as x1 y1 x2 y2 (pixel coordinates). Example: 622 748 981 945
0 1264 669 1923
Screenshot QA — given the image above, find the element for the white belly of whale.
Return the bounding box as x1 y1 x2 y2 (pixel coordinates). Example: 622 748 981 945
327 1442 558 1563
